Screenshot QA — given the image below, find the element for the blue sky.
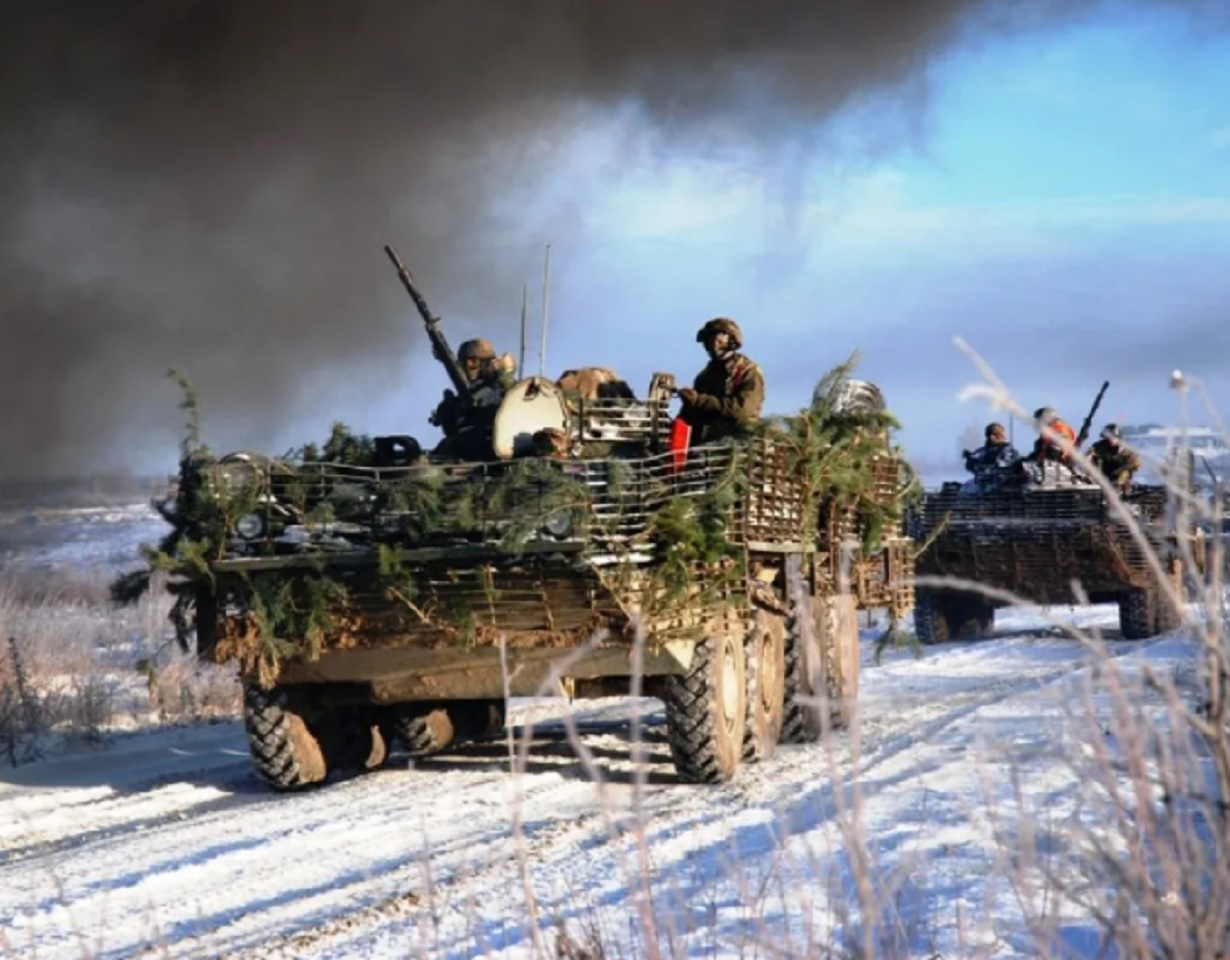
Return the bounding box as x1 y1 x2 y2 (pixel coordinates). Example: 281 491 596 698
265 2 1230 477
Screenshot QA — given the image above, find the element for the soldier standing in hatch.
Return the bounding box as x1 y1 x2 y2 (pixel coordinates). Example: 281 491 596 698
964 422 1020 481
1027 406 1077 464
1088 423 1141 493
429 338 516 438
676 317 765 444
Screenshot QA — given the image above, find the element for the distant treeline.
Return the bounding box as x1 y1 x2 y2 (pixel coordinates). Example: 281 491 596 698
0 472 169 510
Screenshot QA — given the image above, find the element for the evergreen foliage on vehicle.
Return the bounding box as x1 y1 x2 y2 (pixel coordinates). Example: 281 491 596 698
112 356 919 679
762 350 921 552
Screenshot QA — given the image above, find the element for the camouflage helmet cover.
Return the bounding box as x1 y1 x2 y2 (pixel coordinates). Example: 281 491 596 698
458 338 496 363
696 317 743 349
1101 422 1122 440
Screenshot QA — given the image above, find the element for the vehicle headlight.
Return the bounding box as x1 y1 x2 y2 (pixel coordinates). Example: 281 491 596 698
235 513 265 539
542 510 574 539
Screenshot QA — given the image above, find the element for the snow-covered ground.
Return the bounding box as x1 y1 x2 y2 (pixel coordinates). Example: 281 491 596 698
0 503 166 573
0 509 1211 958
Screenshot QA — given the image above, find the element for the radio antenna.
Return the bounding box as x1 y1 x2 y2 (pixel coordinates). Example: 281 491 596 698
538 243 552 377
517 283 527 379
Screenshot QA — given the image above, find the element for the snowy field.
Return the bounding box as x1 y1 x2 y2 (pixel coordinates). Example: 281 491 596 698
0 503 166 574
0 506 1217 959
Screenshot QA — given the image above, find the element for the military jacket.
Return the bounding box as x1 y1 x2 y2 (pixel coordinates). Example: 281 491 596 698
686 353 765 442
965 440 1020 476
430 367 516 437
1089 439 1141 489
1030 419 1077 462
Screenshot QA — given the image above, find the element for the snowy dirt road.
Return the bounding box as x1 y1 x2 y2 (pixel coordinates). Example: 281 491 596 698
0 607 1184 960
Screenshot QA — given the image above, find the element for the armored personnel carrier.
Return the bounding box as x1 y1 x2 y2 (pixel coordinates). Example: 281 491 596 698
911 459 1201 644
137 251 916 791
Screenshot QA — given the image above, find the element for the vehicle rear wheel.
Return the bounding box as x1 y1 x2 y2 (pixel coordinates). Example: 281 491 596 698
823 593 861 729
391 700 506 758
664 632 747 784
392 708 456 757
743 610 785 762
951 596 995 639
242 683 328 791
1119 588 1157 640
1119 584 1181 640
339 713 389 770
450 699 507 742
781 592 860 743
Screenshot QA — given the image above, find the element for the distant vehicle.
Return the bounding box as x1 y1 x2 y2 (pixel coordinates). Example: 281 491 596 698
910 460 1203 644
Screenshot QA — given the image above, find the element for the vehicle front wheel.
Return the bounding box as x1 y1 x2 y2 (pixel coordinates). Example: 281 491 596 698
242 684 328 791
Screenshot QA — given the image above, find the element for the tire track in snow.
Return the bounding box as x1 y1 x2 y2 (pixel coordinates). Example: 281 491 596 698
0 735 623 960
258 631 1176 959
0 630 1170 960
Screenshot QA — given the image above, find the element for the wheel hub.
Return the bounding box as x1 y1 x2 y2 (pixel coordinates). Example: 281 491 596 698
720 640 740 729
759 628 778 712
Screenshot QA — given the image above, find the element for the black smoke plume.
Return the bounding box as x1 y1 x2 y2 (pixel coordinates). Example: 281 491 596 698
0 0 1209 477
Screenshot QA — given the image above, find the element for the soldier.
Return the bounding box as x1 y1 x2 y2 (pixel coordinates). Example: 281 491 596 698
963 422 1020 480
1088 423 1141 492
676 317 765 444
1028 406 1077 464
429 338 516 438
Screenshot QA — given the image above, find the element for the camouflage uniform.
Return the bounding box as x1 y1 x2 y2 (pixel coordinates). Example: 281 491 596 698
1089 425 1140 491
679 318 764 444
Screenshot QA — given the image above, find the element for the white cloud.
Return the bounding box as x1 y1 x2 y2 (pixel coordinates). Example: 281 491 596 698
808 192 1230 257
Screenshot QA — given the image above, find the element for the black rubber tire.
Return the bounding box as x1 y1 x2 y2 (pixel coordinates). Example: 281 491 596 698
822 595 861 730
450 699 507 743
743 610 785 762
1118 585 1181 640
391 700 506 757
950 597 995 640
333 713 388 771
663 633 747 784
392 708 457 757
1119 588 1155 640
779 595 851 742
913 589 953 646
242 684 328 791
780 595 820 744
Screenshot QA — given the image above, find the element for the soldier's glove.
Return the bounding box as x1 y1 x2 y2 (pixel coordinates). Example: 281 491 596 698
429 389 456 428
962 449 972 459
677 388 699 406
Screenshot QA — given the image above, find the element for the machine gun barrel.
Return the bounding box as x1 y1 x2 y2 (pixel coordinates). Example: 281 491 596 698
1076 380 1111 449
383 244 471 398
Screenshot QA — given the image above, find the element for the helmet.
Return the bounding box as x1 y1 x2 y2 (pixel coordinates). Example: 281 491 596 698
1033 406 1056 425
986 422 1007 440
826 378 885 417
1101 423 1121 440
696 317 743 349
458 338 496 363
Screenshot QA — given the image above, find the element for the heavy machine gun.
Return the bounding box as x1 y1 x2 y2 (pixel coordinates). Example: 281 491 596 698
383 244 471 400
